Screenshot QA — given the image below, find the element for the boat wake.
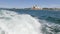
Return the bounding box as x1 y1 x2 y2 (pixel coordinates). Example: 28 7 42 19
0 10 60 34
0 10 42 34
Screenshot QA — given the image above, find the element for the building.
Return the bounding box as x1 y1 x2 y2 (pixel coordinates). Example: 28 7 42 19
32 5 42 10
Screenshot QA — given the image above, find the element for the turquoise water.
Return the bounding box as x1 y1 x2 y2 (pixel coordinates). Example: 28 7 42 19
0 9 60 34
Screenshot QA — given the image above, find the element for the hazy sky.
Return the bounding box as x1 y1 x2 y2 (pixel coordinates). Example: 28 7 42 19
0 0 60 8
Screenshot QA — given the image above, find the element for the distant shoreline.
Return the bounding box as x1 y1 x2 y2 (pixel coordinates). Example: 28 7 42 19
0 8 60 11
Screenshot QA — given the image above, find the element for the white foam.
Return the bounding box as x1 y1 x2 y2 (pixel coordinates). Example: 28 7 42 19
40 20 60 34
0 10 42 34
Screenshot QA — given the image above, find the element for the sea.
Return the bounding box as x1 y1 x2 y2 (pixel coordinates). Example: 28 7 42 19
0 9 60 34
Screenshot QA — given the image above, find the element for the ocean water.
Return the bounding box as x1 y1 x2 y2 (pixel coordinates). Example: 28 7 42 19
0 9 60 34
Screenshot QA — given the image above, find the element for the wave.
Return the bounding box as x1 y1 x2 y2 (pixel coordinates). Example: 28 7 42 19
41 21 60 34
0 10 60 34
0 10 42 34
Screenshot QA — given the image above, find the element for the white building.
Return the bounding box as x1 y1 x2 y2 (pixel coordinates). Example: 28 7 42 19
32 5 42 10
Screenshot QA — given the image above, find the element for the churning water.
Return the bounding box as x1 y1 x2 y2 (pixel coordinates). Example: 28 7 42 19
0 10 42 34
0 9 60 34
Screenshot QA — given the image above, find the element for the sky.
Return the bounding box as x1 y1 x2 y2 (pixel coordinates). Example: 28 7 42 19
0 0 60 8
